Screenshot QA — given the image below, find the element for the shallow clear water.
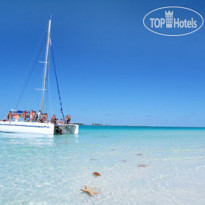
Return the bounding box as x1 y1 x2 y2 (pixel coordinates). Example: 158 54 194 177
0 126 205 205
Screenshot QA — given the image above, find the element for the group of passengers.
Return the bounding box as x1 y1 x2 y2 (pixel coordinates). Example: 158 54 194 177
50 114 71 124
7 110 71 125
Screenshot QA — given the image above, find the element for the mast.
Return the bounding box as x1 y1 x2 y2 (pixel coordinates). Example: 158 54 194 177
41 19 51 113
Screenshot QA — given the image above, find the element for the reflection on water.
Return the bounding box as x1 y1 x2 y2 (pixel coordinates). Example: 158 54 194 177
54 134 79 145
0 132 80 147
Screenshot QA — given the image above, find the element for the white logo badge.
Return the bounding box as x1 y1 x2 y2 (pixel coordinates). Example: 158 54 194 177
143 6 204 36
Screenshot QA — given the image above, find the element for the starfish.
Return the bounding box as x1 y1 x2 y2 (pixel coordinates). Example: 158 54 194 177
92 172 101 176
138 164 147 168
81 185 99 196
90 158 97 161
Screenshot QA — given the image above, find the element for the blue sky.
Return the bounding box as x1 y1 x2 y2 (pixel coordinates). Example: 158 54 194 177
0 0 205 126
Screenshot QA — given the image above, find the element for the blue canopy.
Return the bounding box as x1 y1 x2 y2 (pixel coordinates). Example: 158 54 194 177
11 110 23 114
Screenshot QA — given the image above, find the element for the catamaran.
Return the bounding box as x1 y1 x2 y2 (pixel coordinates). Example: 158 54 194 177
0 19 79 135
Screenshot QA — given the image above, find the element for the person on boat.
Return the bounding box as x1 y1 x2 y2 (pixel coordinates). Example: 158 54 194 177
26 111 29 121
38 110 42 121
22 110 27 121
33 111 37 122
7 111 12 121
44 113 48 122
59 119 64 124
31 110 34 122
13 113 20 121
40 115 44 123
29 110 33 122
41 113 48 123
50 114 57 124
65 115 71 124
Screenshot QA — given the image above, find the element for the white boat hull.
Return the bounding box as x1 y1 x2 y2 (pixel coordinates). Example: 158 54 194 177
0 121 79 135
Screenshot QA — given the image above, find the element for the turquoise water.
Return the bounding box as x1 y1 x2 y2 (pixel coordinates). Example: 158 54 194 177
1 126 205 205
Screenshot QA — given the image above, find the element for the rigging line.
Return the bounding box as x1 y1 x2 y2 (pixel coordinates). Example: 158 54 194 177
50 44 65 122
15 27 47 102
15 39 47 109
